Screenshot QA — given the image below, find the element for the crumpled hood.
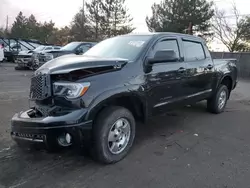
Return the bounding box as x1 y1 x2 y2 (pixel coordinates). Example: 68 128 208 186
18 50 33 55
35 54 128 75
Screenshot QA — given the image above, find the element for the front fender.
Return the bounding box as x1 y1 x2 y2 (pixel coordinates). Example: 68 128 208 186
84 84 147 121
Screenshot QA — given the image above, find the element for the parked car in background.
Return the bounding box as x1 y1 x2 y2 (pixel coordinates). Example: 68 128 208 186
0 43 4 62
30 42 97 70
1 38 42 62
10 33 238 164
15 45 61 70
42 41 97 61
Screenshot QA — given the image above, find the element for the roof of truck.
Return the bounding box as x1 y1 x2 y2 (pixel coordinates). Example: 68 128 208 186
127 32 204 41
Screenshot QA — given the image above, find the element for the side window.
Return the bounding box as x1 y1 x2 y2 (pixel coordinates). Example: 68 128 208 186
152 39 180 58
45 47 52 50
183 40 205 61
78 44 91 53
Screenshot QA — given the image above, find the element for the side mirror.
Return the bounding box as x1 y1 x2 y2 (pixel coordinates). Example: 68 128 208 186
148 50 179 65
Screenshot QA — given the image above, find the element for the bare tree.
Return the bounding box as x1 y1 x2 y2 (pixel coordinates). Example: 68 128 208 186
212 3 250 52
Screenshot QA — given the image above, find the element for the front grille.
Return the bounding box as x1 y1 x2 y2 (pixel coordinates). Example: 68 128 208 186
17 57 31 62
30 74 51 100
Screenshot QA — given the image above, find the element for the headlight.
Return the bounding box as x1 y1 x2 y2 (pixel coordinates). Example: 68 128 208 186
45 53 54 61
32 53 38 58
53 82 90 99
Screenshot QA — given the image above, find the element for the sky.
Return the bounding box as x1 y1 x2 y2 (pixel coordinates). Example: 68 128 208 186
0 0 249 51
0 0 161 31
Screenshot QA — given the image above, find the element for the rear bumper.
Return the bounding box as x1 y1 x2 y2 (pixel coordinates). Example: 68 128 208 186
11 109 92 148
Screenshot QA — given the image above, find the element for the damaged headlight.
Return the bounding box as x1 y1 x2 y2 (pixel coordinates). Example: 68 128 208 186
53 82 90 99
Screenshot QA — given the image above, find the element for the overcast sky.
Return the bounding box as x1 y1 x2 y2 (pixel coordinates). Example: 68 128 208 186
1 0 249 31
1 0 249 51
0 0 163 31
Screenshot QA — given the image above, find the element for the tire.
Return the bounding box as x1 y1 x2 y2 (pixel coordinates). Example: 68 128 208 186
31 64 39 71
207 85 229 114
92 106 136 164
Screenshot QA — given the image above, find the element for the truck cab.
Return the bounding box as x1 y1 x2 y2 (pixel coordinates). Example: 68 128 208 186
11 33 237 164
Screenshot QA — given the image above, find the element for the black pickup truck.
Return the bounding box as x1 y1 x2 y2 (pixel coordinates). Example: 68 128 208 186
11 33 237 164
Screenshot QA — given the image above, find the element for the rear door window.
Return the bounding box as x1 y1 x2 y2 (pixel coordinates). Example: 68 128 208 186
183 40 205 61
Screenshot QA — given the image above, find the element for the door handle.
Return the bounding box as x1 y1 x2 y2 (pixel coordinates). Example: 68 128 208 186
177 67 186 73
206 64 214 70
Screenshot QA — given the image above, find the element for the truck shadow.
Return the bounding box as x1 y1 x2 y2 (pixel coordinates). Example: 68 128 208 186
134 102 208 147
0 102 209 187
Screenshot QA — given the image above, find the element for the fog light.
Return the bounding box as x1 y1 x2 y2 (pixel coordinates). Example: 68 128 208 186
65 133 71 144
57 133 72 147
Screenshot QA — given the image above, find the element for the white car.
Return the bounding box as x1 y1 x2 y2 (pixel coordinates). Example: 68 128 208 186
0 44 4 62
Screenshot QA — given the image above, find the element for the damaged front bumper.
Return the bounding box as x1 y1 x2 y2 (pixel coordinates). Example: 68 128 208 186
11 108 92 149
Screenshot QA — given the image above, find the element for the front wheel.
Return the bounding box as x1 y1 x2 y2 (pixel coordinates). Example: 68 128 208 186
207 85 229 114
92 106 136 164
31 63 39 70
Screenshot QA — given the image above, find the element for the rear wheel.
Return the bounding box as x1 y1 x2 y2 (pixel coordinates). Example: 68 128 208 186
92 106 136 164
207 85 229 114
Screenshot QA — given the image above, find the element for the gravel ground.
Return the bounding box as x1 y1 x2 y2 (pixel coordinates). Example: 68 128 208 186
0 63 250 188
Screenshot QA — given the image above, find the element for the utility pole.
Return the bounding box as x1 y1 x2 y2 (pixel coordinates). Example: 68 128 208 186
83 0 85 13
188 22 193 35
82 0 85 39
6 15 9 31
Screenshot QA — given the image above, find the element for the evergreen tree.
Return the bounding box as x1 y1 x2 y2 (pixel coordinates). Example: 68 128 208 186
146 0 214 34
39 20 56 43
26 14 39 39
70 8 93 41
86 0 103 40
0 27 8 37
100 0 134 38
10 12 28 38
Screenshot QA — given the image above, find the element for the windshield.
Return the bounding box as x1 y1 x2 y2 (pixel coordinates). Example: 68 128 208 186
60 42 80 51
34 46 45 52
84 35 152 61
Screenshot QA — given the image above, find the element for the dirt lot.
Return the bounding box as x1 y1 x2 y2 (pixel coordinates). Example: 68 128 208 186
1 63 250 188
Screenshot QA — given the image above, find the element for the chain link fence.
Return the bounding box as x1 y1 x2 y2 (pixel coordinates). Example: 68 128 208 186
211 52 250 79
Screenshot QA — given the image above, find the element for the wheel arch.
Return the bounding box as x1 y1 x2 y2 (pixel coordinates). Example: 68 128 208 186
86 93 148 124
220 75 233 90
218 75 233 98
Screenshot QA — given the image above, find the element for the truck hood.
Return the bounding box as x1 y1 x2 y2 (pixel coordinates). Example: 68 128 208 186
36 54 128 75
18 50 33 55
46 50 74 58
